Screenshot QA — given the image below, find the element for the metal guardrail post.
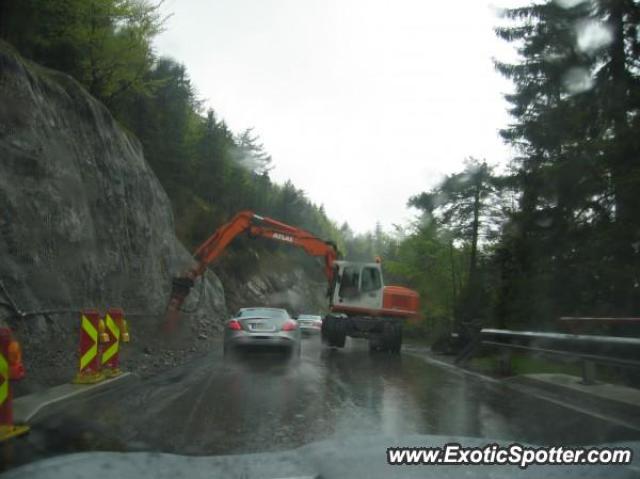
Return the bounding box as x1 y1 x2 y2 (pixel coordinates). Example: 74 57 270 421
581 360 596 385
454 330 482 366
499 350 512 376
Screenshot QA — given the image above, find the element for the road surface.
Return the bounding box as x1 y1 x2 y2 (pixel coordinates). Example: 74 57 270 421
5 336 640 470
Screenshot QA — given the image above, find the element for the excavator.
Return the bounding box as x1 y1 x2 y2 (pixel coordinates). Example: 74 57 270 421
165 210 420 352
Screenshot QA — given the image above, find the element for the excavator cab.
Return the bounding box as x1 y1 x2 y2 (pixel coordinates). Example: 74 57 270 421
329 260 420 319
330 261 384 312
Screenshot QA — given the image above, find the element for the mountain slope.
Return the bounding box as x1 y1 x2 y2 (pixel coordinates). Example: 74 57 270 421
0 41 226 387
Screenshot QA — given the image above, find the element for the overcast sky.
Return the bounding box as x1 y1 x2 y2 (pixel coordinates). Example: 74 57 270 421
154 0 518 233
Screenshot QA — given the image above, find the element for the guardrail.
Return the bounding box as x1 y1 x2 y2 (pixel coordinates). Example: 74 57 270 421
458 328 640 385
559 317 640 323
557 316 640 335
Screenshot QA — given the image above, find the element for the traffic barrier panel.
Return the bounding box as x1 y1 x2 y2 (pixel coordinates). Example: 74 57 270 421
0 328 29 441
101 308 130 377
116 310 130 344
73 309 108 384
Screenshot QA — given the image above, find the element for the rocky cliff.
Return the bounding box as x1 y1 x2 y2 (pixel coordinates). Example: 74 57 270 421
217 250 328 317
0 42 328 391
0 42 226 388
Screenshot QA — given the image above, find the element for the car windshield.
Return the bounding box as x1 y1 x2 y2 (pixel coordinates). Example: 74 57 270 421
2 0 639 477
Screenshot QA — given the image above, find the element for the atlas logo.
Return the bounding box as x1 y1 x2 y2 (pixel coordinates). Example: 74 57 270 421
272 233 294 243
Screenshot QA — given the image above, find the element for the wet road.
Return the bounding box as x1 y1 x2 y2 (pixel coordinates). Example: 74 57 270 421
7 336 640 467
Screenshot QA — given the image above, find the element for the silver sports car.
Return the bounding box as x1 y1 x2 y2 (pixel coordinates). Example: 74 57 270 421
223 307 301 357
297 314 323 334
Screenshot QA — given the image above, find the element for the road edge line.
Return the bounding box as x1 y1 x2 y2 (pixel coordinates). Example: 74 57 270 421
13 372 136 423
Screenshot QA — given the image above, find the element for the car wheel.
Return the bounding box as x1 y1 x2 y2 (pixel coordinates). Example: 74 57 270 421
321 316 332 344
379 321 402 354
369 335 382 352
331 319 346 348
392 322 403 353
324 315 345 348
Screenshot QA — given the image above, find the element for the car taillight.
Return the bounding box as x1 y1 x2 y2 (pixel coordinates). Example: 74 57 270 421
281 320 297 331
227 319 242 331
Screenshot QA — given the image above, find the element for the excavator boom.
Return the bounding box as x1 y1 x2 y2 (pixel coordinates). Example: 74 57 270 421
164 211 339 329
191 211 338 279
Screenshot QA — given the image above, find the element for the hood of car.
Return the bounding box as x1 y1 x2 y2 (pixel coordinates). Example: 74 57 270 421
4 434 639 479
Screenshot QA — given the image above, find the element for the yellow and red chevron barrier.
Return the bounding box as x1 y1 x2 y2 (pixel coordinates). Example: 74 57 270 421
73 309 109 384
101 308 130 377
0 328 29 442
74 308 131 384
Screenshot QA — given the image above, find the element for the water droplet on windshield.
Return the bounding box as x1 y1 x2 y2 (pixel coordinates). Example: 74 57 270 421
554 0 586 8
576 20 613 53
563 67 594 94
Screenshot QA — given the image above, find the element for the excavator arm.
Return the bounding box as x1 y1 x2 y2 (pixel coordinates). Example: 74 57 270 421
164 210 339 329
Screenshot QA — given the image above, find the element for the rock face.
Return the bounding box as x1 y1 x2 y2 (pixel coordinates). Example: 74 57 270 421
0 42 226 388
220 262 328 317
0 43 328 391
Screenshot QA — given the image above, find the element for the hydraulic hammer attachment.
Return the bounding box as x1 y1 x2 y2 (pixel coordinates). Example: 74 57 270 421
163 276 195 332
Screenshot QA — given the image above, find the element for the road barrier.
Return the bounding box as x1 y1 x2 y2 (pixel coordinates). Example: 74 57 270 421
0 328 29 441
0 307 131 445
73 308 131 384
558 317 640 335
73 309 108 384
467 328 640 385
101 308 130 377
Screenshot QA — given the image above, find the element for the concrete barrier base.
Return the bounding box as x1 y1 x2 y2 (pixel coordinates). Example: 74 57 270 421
13 372 135 424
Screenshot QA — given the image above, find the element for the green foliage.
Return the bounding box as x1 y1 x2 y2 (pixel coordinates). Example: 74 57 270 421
407 160 505 327
1 0 166 105
384 223 461 322
408 159 502 243
493 0 640 326
233 129 273 175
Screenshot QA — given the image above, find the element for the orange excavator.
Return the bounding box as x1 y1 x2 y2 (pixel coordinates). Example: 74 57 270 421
165 210 419 352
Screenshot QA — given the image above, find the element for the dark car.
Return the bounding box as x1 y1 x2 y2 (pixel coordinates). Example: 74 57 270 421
223 307 301 357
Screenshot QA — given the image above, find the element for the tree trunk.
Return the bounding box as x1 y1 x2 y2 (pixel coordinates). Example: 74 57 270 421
469 179 481 283
449 239 458 305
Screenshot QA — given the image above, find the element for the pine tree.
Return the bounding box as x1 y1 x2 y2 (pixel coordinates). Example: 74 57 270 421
234 128 273 175
494 0 640 322
409 159 502 325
